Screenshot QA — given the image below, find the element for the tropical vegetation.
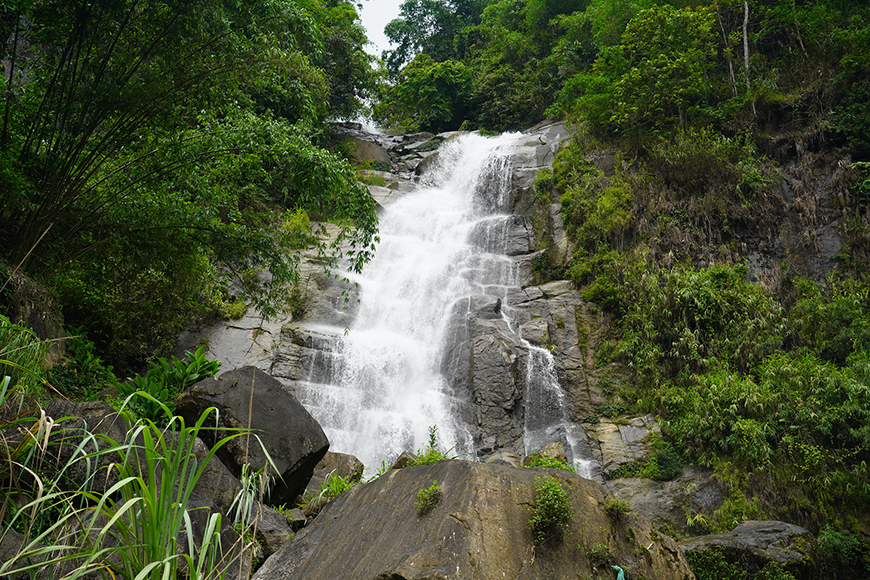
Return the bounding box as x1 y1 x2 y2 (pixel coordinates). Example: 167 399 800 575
1 0 379 373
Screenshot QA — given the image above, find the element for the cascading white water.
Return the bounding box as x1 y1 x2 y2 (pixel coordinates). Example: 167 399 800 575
522 346 595 478
295 130 591 475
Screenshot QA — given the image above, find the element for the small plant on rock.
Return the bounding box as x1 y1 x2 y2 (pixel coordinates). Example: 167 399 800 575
586 542 611 566
604 497 632 519
299 470 356 516
407 425 450 466
529 476 572 544
415 480 442 515
524 454 576 473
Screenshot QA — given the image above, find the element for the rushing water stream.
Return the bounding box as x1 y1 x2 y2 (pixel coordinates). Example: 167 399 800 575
289 130 592 476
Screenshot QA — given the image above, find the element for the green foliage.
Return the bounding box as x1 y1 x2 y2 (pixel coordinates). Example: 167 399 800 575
604 497 632 519
0 314 47 394
0 406 259 580
46 326 116 399
529 475 572 544
790 275 870 364
534 168 556 202
318 471 357 501
0 0 379 371
114 346 221 424
524 454 576 473
407 425 452 466
218 300 248 321
415 480 443 515
358 172 388 187
585 542 611 565
383 0 485 77
531 253 550 274
817 526 870 575
596 401 628 418
374 54 474 132
646 128 779 211
299 470 356 515
609 442 681 481
616 260 787 384
685 548 797 580
610 5 717 136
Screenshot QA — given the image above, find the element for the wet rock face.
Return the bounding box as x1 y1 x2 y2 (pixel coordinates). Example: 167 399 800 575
251 460 696 580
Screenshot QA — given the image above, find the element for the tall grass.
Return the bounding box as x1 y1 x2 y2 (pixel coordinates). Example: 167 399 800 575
1 385 262 579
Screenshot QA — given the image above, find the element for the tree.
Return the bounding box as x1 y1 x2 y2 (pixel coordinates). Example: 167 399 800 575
374 54 473 132
383 0 486 76
0 0 378 367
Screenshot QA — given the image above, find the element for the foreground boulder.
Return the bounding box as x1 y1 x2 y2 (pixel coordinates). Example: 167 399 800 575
176 366 329 505
679 520 818 579
252 460 695 580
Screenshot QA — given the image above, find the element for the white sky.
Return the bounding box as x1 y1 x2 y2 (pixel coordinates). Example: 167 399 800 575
358 0 404 59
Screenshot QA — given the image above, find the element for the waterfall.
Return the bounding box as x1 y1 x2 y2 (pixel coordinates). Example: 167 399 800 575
293 130 591 475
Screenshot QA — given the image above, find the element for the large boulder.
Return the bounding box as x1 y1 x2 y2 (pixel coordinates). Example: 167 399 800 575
679 520 818 580
252 460 695 580
175 366 330 505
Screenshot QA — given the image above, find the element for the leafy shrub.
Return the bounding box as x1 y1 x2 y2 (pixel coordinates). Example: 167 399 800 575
415 480 442 515
609 443 682 481
585 542 611 566
818 526 870 575
524 455 576 473
0 314 47 394
534 168 556 202
616 260 786 386
407 426 451 466
646 128 779 211
46 326 116 399
529 476 572 544
597 401 628 418
357 172 387 187
604 498 632 519
531 253 549 274
790 276 870 364
685 547 797 580
114 346 221 424
218 300 247 320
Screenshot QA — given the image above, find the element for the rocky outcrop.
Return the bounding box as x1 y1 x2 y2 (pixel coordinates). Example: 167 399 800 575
252 460 695 580
175 366 329 505
606 467 725 536
592 413 661 475
679 520 818 579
